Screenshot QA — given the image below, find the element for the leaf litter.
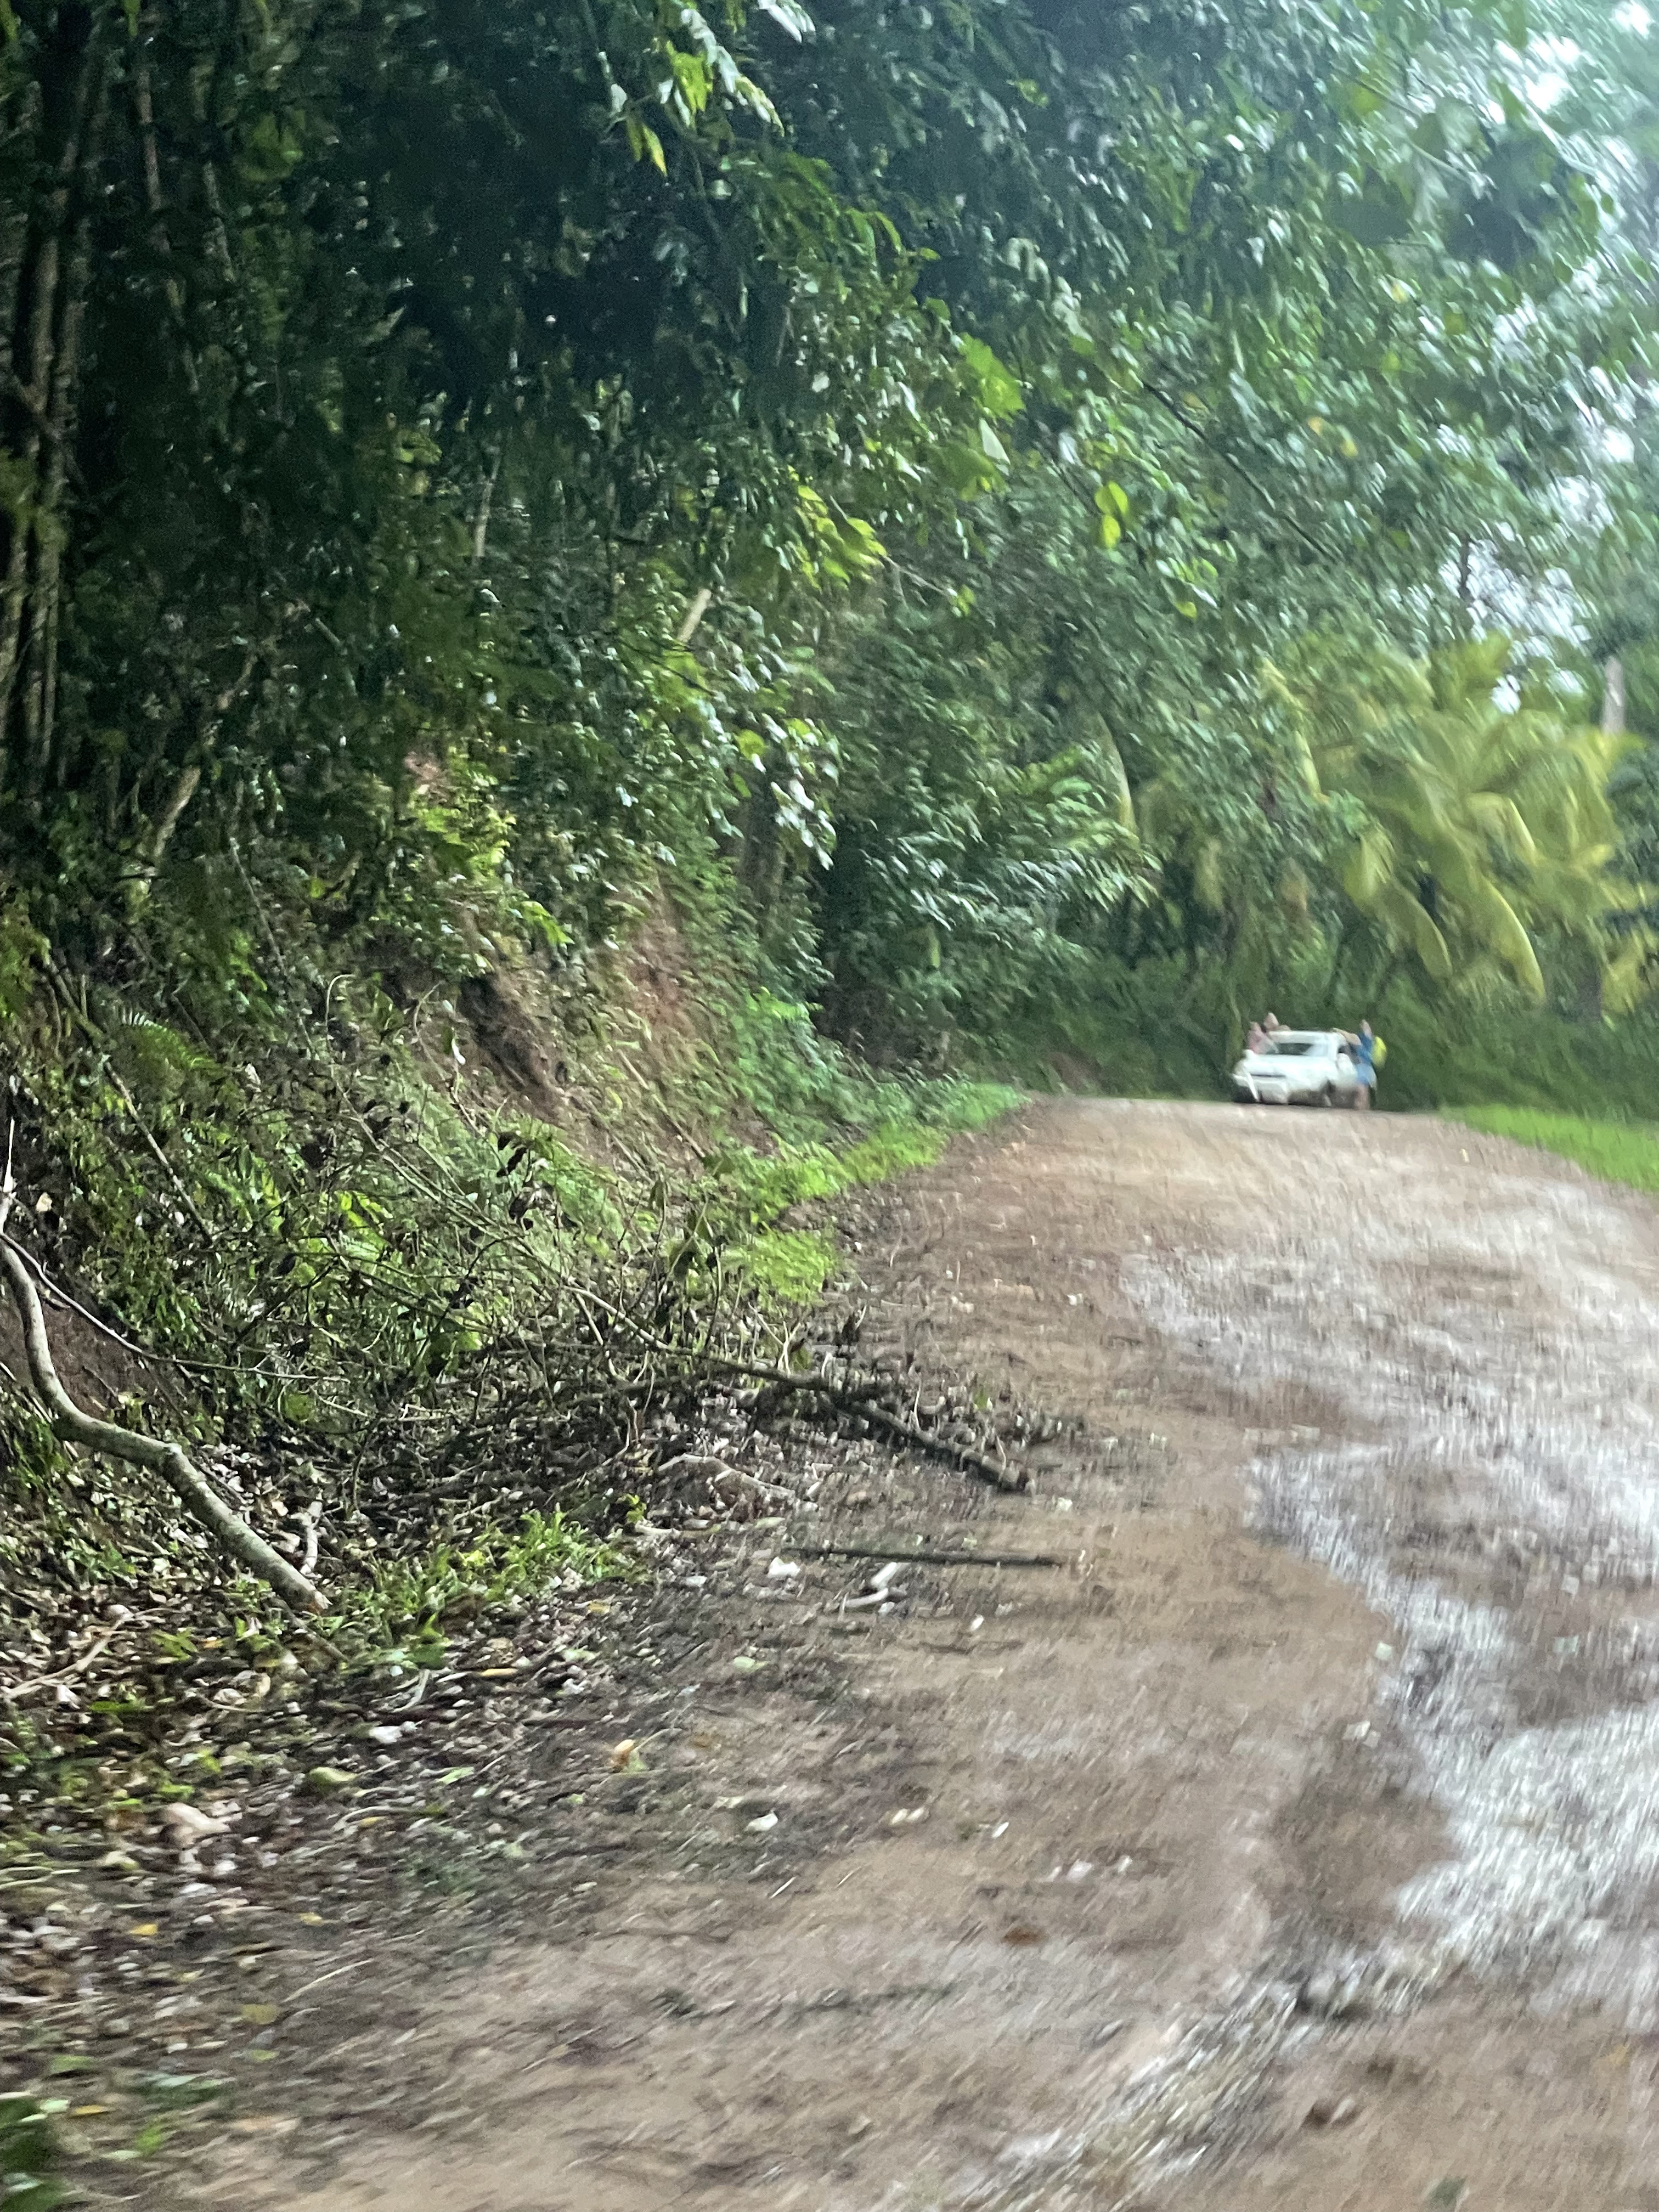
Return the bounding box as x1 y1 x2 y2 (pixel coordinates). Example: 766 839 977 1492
0 1345 1052 2198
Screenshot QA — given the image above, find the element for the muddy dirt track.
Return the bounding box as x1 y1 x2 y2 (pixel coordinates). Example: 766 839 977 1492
211 1101 1659 2210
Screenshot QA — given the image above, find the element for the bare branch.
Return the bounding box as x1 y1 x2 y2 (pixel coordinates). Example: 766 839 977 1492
0 1142 326 1615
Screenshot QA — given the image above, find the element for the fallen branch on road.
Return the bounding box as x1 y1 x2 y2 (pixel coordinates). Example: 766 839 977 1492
493 1295 1029 1497
788 1541 1062 1568
721 1353 1026 1490
857 1402 1026 1492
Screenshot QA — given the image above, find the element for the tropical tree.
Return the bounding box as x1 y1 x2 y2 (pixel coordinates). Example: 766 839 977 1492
1274 635 1644 1007
0 0 1650 1082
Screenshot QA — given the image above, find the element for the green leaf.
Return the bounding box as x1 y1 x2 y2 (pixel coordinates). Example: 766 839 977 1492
938 441 1001 500
960 336 1023 419
623 113 668 173
1093 483 1130 547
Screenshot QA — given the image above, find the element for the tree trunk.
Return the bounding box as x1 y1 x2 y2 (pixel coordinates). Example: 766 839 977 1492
0 13 106 800
1602 655 1626 736
0 225 59 748
134 42 199 393
1323 917 1349 1008
0 1221 326 1615
28 75 105 787
0 79 43 392
472 447 502 571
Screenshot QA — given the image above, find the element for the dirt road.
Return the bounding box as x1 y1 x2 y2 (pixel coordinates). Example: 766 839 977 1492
211 1101 1659 2209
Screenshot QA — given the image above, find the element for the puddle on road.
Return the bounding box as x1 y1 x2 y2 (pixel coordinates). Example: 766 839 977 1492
1123 1149 1659 2028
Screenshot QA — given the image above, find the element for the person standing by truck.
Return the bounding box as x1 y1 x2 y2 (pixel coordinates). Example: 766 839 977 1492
1351 1019 1378 1110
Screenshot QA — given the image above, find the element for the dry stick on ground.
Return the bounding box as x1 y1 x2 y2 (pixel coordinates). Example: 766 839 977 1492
738 1366 1024 1494
0 1145 326 1616
649 1352 1024 1492
786 1541 1062 1568
856 1400 1026 1493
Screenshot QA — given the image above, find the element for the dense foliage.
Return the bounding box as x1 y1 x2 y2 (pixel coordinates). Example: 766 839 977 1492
1 0 1655 1066
4 0 1659 1605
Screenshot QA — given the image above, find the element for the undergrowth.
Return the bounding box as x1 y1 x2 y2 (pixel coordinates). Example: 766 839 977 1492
0 2091 64 2208
704 1081 1018 1300
330 1510 637 1651
0 904 1017 1681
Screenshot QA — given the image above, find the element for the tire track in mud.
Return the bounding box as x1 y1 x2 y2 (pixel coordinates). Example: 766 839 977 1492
198 1102 1659 2212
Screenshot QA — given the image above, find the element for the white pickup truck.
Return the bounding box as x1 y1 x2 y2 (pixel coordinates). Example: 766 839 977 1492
1230 1030 1361 1108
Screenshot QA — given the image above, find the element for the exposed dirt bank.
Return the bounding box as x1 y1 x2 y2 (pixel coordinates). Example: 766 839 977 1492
136 1104 1659 2203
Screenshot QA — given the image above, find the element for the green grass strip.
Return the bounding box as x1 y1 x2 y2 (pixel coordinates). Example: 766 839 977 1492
1445 1106 1659 1197
715 1080 1020 1304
